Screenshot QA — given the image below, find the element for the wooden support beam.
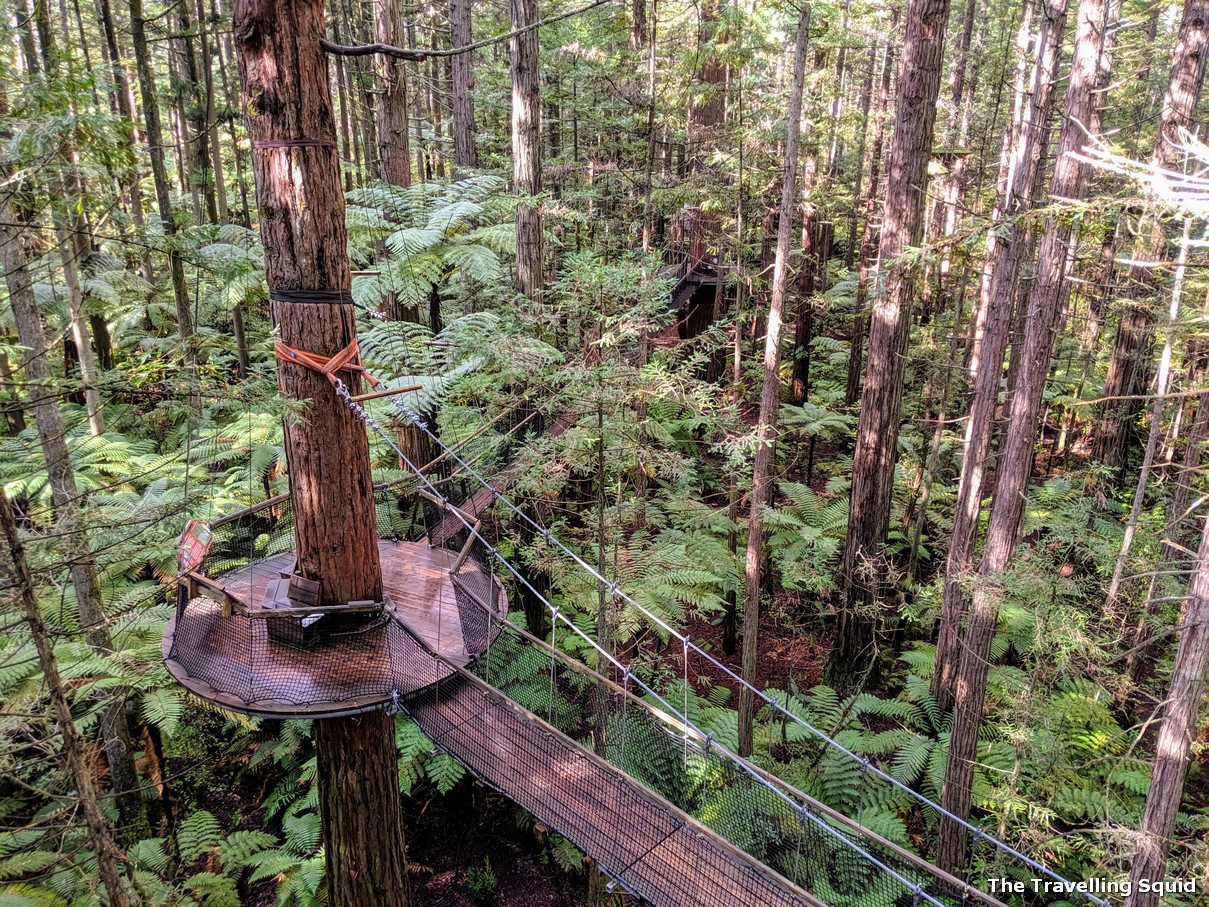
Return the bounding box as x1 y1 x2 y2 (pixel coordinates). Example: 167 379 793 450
450 519 483 573
350 383 423 403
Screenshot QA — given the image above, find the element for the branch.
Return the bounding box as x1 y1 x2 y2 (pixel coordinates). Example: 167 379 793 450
320 0 614 62
319 39 426 61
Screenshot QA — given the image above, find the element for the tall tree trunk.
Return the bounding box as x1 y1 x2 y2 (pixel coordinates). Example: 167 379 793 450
844 35 894 406
449 0 477 170
0 489 132 907
842 42 876 275
936 0 1108 872
2 185 148 843
9 23 152 839
933 0 1069 709
1123 513 1209 907
791 216 831 405
1105 220 1191 613
831 0 952 687
511 0 542 300
128 0 196 353
935 0 979 301
1093 0 1209 479
377 0 411 186
232 1 408 903
737 6 809 759
178 0 218 222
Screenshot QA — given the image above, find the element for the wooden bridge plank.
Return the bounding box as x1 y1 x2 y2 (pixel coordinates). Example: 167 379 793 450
406 678 821 907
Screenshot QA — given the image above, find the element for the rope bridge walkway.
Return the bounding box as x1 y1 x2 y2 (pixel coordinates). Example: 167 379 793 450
164 384 1103 907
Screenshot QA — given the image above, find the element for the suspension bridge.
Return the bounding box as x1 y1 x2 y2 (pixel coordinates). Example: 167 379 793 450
164 382 1102 907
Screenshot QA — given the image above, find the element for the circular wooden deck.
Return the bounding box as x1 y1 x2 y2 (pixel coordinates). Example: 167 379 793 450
163 540 507 719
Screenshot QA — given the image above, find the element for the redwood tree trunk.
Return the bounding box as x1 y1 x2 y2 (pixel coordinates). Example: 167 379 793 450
0 490 131 907
450 0 477 169
511 0 542 300
933 0 1070 710
844 35 894 406
1123 513 1209 907
377 0 411 186
832 0 951 687
129 0 195 351
232 0 407 902
936 0 1107 872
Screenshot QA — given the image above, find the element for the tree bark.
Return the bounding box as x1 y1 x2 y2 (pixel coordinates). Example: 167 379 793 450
844 35 894 406
790 217 831 406
4 44 149 845
1123 513 1209 907
831 0 951 687
936 0 1108 872
96 0 154 282
0 489 132 907
933 0 1070 710
314 711 410 907
1093 0 1209 479
511 0 542 300
232 0 407 902
376 0 411 186
737 5 809 759
450 0 477 169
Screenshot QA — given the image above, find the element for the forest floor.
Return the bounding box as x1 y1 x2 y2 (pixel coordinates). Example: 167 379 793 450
402 783 591 906
684 597 824 700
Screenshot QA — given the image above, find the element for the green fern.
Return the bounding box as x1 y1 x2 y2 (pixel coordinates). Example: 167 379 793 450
177 810 222 863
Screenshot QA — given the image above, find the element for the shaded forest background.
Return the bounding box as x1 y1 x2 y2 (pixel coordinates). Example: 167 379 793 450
2 0 1209 903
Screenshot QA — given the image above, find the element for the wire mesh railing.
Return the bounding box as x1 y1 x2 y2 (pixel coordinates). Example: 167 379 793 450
441 591 987 907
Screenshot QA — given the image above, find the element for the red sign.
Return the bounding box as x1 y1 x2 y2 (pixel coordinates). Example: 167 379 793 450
177 520 213 572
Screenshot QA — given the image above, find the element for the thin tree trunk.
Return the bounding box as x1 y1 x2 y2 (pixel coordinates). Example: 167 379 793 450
232 0 408 902
933 0 1070 709
936 0 1108 872
737 5 809 758
0 489 132 907
1106 219 1192 613
55 224 107 435
96 0 153 282
2 185 148 842
832 0 952 687
1123 512 1209 907
511 0 542 300
843 43 876 275
935 0 979 299
844 35 894 406
197 0 228 222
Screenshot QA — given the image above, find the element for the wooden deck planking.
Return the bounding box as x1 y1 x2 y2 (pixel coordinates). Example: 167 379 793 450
406 679 818 907
165 540 507 718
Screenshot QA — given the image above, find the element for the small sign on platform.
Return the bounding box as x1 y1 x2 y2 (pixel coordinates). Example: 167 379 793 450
177 520 213 573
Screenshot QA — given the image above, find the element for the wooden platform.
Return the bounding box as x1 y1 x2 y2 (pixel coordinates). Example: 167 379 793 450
163 541 506 718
